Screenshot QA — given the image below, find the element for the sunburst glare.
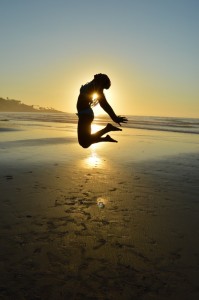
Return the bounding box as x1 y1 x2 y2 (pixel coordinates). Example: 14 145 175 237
92 93 98 101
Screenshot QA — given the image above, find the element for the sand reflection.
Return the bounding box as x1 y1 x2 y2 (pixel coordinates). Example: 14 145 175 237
84 145 104 168
86 152 102 166
81 124 107 168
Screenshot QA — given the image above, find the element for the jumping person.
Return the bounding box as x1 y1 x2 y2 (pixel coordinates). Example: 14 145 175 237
76 73 128 148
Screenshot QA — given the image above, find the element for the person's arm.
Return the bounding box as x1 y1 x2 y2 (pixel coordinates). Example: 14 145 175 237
99 92 128 126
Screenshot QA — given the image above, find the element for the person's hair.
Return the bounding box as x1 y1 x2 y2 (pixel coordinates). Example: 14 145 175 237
94 73 111 89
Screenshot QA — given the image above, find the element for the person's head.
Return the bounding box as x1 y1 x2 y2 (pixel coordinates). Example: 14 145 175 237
94 73 111 89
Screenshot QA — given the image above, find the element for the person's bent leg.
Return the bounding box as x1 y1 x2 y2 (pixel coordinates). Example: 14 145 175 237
78 118 121 147
92 123 121 140
78 117 93 148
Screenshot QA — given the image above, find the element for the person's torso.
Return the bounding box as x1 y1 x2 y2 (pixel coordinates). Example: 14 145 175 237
80 81 95 96
77 81 98 111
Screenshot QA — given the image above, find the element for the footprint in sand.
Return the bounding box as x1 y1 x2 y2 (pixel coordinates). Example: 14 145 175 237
5 175 13 180
109 187 117 192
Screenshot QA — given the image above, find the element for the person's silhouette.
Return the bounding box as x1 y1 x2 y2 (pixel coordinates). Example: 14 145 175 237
76 74 128 148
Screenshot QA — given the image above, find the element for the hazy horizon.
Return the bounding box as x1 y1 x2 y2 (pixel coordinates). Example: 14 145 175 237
0 97 199 119
1 0 198 118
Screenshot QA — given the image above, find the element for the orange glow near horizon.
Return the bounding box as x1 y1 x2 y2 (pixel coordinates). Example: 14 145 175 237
1 2 198 118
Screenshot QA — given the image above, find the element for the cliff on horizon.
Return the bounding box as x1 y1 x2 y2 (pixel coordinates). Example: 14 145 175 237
0 97 62 113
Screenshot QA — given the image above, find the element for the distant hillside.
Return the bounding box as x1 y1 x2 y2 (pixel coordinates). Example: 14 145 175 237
0 97 62 113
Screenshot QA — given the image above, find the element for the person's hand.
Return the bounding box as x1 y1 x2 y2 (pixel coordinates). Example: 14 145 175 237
115 115 128 126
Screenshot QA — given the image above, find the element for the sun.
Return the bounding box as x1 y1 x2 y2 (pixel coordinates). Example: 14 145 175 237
91 89 113 116
92 93 98 101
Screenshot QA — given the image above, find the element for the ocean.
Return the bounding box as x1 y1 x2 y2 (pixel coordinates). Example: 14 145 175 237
0 112 199 135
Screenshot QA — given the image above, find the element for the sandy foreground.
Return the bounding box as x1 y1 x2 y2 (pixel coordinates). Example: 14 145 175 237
0 121 199 300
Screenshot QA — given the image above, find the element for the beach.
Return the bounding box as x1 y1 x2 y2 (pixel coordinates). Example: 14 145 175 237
0 113 199 300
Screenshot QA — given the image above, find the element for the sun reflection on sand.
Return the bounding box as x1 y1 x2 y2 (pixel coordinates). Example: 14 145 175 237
81 141 107 168
84 148 104 168
80 124 108 168
86 152 101 165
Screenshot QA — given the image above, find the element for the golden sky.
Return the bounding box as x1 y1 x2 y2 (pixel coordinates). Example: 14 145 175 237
1 0 198 117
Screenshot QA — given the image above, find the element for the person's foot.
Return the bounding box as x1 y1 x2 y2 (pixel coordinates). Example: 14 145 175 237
106 123 122 132
104 135 118 143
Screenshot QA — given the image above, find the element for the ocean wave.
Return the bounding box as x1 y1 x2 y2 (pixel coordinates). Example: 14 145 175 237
0 112 199 134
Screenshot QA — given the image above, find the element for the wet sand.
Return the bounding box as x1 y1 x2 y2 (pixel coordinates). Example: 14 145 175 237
0 122 199 299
